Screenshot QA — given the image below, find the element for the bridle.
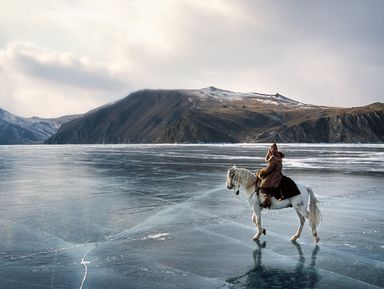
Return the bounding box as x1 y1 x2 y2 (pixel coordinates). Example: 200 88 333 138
227 168 240 195
228 167 260 201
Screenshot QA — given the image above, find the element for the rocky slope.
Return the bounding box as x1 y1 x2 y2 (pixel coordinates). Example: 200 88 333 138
45 87 384 144
0 108 80 144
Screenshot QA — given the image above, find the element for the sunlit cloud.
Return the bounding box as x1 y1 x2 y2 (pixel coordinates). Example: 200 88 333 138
0 0 383 117
4 43 124 90
0 43 128 117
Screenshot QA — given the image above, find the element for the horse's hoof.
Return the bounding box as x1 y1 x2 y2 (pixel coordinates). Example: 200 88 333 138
290 235 298 241
262 229 266 235
252 234 261 241
314 236 320 243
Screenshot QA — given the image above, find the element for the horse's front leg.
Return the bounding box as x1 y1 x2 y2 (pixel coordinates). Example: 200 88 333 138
251 212 256 224
252 207 266 241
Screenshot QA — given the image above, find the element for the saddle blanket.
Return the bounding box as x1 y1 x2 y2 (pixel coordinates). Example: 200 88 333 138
267 175 301 200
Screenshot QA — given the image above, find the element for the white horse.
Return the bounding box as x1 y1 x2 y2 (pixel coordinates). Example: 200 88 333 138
226 165 322 243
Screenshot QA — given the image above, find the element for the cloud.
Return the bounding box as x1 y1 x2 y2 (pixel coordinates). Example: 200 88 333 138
0 0 383 117
3 42 124 91
0 42 128 117
162 0 384 106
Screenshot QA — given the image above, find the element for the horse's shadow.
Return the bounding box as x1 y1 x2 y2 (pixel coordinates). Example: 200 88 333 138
227 241 320 289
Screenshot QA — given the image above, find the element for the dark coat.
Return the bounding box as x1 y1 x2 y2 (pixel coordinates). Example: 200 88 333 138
256 155 283 188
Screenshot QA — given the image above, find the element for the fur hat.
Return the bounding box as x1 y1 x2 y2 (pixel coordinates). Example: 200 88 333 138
270 143 278 152
269 143 285 159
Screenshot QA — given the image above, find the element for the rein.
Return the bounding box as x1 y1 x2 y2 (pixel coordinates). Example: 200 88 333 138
247 190 257 201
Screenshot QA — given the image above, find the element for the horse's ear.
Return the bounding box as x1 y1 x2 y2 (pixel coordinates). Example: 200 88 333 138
233 165 237 169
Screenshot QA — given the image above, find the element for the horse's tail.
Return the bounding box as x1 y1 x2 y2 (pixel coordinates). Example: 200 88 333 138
306 185 322 228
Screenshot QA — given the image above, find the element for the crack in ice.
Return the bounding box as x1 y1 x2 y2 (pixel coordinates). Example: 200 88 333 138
79 245 96 289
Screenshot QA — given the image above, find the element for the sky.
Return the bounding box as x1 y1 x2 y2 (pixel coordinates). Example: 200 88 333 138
0 0 383 118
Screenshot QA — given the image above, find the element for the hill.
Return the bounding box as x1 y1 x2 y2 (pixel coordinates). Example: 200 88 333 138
45 87 384 144
0 108 80 144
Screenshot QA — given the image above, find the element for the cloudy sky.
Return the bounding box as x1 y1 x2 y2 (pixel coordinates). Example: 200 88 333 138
0 0 383 117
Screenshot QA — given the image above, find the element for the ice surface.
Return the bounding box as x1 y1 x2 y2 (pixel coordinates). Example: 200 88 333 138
0 144 383 288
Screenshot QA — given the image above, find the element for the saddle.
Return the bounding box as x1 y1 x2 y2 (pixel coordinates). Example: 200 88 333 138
260 175 301 200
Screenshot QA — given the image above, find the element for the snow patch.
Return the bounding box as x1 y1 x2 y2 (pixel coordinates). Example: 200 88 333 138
187 87 315 108
141 233 170 241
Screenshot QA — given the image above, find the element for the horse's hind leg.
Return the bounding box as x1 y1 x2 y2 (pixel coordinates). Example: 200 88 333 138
295 203 320 243
291 210 305 241
310 221 320 243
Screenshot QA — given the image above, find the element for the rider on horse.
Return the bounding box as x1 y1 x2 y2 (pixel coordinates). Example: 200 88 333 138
256 143 285 208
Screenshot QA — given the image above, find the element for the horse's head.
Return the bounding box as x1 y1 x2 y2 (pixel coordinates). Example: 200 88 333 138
226 165 239 195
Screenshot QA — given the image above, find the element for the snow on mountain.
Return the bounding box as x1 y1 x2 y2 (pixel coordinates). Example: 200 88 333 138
0 109 56 135
187 86 314 108
0 108 80 144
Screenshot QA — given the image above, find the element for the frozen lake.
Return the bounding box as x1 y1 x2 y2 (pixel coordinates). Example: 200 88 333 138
0 144 383 289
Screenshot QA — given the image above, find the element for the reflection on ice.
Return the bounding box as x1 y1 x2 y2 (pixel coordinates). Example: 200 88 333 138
227 241 320 289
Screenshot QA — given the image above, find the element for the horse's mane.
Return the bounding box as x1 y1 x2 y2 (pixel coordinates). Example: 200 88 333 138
235 168 257 188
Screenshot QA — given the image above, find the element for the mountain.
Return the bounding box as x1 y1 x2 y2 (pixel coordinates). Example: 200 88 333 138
45 87 384 144
0 108 80 144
